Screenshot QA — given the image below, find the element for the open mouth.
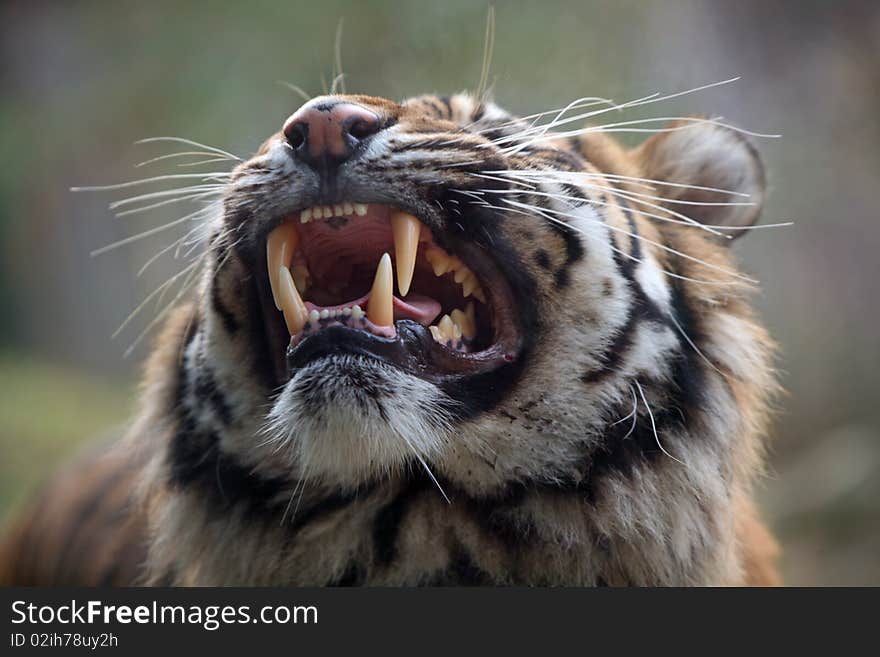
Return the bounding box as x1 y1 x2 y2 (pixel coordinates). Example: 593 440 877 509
260 203 522 383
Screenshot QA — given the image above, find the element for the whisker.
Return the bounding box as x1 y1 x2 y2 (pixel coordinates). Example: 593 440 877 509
499 197 755 284
135 151 236 168
134 137 242 162
276 80 312 102
71 173 230 194
634 380 685 466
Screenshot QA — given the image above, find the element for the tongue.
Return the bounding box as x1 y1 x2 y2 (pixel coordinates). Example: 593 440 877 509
394 293 441 325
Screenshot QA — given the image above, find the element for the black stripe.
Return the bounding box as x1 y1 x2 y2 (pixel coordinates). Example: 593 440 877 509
211 277 239 334
372 474 430 568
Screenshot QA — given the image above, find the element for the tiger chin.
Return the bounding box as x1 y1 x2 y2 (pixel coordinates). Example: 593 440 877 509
0 91 781 587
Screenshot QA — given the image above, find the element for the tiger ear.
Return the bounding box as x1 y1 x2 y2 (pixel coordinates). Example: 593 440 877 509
632 119 766 241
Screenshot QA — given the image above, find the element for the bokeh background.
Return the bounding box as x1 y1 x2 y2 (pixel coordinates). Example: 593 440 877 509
1 0 878 585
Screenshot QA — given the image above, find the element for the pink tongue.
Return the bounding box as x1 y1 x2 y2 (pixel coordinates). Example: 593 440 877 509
394 293 441 325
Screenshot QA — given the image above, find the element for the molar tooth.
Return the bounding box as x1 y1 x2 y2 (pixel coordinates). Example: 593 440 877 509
461 274 478 299
354 203 368 216
426 248 450 276
390 210 421 297
366 253 394 326
343 202 354 215
451 304 476 339
438 314 455 337
277 267 308 335
453 265 470 284
266 222 300 310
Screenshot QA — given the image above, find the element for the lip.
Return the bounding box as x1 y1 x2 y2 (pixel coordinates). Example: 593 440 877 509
255 203 525 385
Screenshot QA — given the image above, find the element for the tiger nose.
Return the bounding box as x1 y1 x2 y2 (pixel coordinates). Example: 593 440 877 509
282 100 381 166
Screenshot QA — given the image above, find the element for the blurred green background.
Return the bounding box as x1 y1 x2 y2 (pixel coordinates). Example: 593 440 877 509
1 0 878 585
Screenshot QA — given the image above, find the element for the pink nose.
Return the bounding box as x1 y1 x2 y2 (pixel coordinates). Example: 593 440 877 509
282 100 381 163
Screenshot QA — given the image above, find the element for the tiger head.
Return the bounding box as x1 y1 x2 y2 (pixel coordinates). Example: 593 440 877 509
164 90 773 527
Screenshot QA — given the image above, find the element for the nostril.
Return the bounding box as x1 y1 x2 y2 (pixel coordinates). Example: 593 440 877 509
283 122 307 150
347 117 379 141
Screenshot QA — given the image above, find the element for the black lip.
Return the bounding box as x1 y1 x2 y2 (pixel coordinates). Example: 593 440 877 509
286 321 518 384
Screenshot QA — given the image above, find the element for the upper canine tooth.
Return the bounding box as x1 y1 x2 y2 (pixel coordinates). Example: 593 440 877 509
266 222 300 310
277 267 308 335
391 210 420 297
354 203 368 216
367 252 394 326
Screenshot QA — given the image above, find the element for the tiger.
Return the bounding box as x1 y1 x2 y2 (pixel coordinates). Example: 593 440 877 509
0 88 781 586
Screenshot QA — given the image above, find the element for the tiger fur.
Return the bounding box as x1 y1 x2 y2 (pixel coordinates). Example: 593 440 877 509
0 92 780 586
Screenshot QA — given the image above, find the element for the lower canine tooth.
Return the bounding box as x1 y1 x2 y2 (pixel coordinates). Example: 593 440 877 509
277 267 307 335
367 253 394 326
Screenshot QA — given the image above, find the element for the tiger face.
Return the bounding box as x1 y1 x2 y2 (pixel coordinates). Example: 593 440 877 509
157 90 775 584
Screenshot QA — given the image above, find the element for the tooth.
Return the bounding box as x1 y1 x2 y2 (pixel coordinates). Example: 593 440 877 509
300 208 312 223
321 206 332 219
351 304 364 320
320 308 330 319
334 204 344 216
343 307 352 316
439 314 455 337
429 326 442 342
453 265 469 284
367 253 394 326
472 286 486 303
354 203 368 216
309 309 320 323
451 304 476 339
343 202 354 215
291 264 310 293
277 267 308 335
266 222 300 310
426 248 450 276
461 273 478 298
391 210 420 297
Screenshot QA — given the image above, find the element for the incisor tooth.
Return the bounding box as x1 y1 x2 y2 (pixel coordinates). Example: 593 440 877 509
300 208 312 223
343 202 354 215
367 253 394 326
334 204 344 216
277 267 307 335
354 203 368 216
322 206 333 219
391 210 420 297
266 222 300 310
